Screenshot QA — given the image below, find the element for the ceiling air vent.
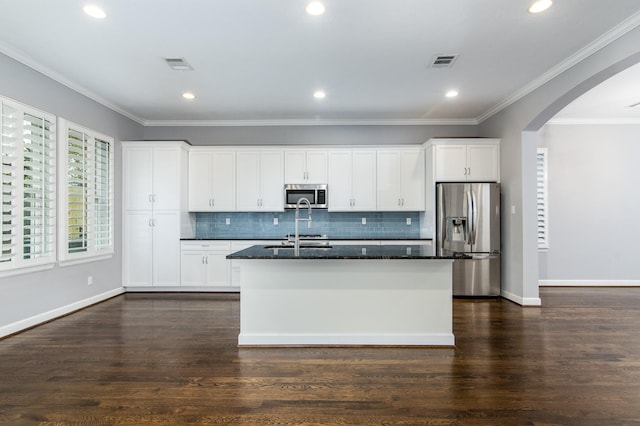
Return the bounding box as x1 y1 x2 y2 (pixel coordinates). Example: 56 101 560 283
430 54 458 68
164 57 194 71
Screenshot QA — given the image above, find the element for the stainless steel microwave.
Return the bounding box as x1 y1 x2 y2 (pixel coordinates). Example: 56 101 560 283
284 184 328 209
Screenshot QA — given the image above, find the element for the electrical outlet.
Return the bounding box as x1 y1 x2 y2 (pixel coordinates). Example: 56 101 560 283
225 217 231 225
273 217 278 225
361 217 366 225
87 276 93 285
406 217 411 225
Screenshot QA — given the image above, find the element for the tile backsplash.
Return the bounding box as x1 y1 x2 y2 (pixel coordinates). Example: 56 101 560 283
195 211 422 239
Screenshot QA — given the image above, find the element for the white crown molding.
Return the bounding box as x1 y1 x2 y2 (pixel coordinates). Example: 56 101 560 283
547 117 640 125
141 118 479 127
476 10 640 124
0 42 146 125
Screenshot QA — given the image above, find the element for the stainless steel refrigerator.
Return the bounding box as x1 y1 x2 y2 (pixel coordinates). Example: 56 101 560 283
436 182 501 296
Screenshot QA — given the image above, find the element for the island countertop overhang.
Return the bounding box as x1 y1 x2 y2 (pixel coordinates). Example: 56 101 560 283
227 244 463 260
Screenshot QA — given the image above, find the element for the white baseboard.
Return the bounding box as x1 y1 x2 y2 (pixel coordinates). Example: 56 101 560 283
124 286 240 292
238 332 455 347
0 287 125 339
501 289 542 306
540 280 640 287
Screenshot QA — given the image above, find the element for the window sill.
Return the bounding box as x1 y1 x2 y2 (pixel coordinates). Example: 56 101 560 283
58 253 114 267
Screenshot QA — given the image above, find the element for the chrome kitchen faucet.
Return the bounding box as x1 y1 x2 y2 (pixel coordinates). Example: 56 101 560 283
294 198 312 256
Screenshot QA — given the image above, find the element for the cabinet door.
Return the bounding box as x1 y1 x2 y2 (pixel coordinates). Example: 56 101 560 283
259 151 284 211
284 150 307 183
236 151 261 211
328 151 353 211
180 252 207 286
123 211 153 286
210 151 236 211
153 147 181 210
435 145 468 182
188 152 214 211
376 151 402 211
305 151 328 183
204 251 231 286
400 150 425 211
123 146 153 211
351 150 376 211
152 211 181 286
467 144 499 182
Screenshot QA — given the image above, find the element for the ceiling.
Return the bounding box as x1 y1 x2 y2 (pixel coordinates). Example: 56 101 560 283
1 0 640 126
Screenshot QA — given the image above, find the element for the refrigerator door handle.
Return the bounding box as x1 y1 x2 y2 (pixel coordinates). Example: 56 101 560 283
470 190 478 246
465 190 473 245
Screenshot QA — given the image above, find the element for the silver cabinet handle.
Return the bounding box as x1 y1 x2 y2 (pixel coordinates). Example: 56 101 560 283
202 256 205 264
148 194 153 203
148 218 153 227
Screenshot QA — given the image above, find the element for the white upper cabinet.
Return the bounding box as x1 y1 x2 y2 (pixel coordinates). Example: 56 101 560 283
284 150 328 183
433 139 500 182
328 150 376 211
189 149 236 211
376 149 425 211
123 145 182 211
236 150 284 211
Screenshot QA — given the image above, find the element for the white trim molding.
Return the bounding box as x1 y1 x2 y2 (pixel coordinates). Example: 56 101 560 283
540 280 640 287
0 287 125 339
501 290 542 306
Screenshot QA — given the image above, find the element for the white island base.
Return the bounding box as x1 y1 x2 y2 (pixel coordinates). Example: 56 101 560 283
237 259 454 347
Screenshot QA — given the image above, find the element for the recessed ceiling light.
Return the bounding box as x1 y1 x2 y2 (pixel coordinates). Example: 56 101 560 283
83 4 107 19
313 90 326 99
445 90 459 98
306 2 325 16
182 92 195 100
529 0 552 14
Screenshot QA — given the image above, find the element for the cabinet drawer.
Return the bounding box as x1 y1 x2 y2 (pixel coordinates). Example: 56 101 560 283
181 241 231 251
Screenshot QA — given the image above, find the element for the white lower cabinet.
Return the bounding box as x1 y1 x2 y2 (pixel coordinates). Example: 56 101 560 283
180 241 232 287
123 210 181 287
180 240 279 289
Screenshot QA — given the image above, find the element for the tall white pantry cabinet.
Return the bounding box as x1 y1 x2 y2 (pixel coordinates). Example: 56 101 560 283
122 141 192 287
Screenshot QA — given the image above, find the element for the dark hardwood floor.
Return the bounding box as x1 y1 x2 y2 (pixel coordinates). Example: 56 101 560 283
1 287 639 425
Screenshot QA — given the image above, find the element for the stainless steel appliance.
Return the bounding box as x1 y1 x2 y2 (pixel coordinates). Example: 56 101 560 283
284 184 328 209
436 182 501 296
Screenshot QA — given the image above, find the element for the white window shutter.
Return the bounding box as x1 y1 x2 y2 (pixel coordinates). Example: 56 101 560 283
537 148 549 250
1 103 19 265
59 119 114 262
0 97 56 273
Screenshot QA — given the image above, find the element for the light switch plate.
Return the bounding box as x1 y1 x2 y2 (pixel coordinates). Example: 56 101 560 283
225 217 231 225
273 217 278 225
361 217 366 225
406 218 411 225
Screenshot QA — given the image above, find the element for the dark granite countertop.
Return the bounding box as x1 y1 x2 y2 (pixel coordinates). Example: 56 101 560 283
226 244 460 260
182 237 433 241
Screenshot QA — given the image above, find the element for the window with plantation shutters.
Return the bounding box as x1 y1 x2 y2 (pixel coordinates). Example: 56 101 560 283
537 148 549 250
0 97 56 275
59 119 114 263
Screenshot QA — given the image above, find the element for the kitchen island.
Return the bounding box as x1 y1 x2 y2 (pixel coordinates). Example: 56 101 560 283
227 244 459 347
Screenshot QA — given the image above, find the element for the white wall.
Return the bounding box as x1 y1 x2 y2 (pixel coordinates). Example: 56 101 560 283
479 26 640 305
538 123 640 283
142 124 479 146
0 53 143 336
